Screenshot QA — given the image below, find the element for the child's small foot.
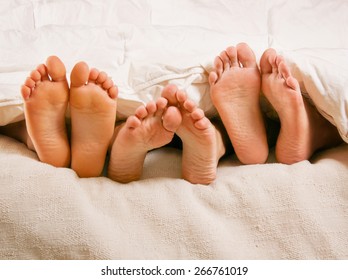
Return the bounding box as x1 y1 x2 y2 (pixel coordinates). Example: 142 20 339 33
108 97 182 183
162 85 226 184
21 56 70 167
70 62 118 177
209 43 268 164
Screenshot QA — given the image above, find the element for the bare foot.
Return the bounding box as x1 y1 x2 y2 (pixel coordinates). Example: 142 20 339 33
70 62 118 177
162 85 226 185
209 43 268 164
260 48 342 164
108 97 182 183
21 56 70 167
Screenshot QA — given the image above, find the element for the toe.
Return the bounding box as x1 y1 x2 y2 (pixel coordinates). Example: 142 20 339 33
96 71 107 85
236 42 257 68
226 46 238 67
30 70 41 82
278 60 300 91
194 117 210 130
191 108 205 121
213 56 223 78
209 71 218 85
89 68 99 81
161 84 178 105
70 61 89 87
219 50 231 71
135 105 148 119
276 55 285 67
108 86 118 99
260 48 277 75
286 76 300 92
46 56 67 82
183 99 196 113
278 60 291 79
21 85 31 100
36 64 49 81
145 101 157 115
126 115 141 129
176 90 187 104
155 97 168 116
25 77 36 88
162 106 182 132
102 78 114 90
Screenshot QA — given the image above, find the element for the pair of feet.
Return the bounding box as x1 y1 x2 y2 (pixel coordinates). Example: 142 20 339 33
209 43 342 165
22 56 117 178
22 57 225 184
109 85 226 184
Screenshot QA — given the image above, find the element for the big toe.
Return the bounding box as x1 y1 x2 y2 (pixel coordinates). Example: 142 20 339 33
161 84 179 105
236 43 257 68
70 61 89 87
163 106 182 132
46 56 67 82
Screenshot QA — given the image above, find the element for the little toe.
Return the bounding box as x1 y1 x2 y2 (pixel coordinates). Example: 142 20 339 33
70 61 89 87
108 86 118 99
21 84 31 100
209 71 218 86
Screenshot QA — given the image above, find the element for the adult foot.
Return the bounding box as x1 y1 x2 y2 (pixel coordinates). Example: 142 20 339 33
209 43 268 164
21 56 70 167
162 85 226 184
108 97 182 183
70 62 118 177
260 48 342 164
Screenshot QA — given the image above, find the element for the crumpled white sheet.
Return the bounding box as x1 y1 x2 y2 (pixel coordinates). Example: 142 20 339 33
0 0 347 142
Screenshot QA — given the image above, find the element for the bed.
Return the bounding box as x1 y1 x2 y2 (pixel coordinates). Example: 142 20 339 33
0 0 347 260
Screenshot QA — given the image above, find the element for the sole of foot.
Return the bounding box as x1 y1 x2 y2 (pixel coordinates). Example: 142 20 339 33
70 61 118 177
21 56 70 167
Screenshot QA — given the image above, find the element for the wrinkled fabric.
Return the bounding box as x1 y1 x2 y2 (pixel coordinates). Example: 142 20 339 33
0 0 347 141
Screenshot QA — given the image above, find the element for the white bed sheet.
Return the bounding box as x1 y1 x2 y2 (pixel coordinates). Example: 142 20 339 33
0 0 347 140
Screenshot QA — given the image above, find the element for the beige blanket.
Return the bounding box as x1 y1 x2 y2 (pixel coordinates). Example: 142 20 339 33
1 135 347 259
